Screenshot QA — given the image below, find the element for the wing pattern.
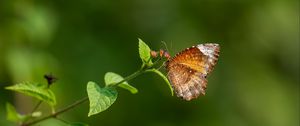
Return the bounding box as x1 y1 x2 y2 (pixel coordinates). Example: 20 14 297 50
166 44 220 101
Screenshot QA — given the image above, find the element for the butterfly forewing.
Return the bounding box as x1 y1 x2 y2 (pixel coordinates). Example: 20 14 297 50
166 43 220 101
197 44 220 74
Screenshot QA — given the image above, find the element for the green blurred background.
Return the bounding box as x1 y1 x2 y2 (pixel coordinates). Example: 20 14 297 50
0 0 299 126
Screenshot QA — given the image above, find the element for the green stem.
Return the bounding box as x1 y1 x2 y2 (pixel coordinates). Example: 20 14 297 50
23 97 88 126
20 101 43 125
23 67 151 126
31 101 42 114
112 69 144 87
112 59 166 87
55 117 70 124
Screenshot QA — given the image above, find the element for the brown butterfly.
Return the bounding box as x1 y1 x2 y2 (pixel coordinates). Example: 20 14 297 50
165 43 220 101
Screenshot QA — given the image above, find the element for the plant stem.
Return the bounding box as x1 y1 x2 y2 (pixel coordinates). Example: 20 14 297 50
23 97 88 126
113 69 144 86
112 59 165 87
55 116 70 124
21 101 43 125
23 68 149 126
31 101 42 113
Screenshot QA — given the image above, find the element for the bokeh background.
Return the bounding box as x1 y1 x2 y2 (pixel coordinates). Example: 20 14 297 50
0 0 299 126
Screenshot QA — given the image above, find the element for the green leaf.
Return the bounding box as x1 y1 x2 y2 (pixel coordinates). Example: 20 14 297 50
145 69 174 96
138 38 153 66
87 81 118 117
105 72 138 94
69 122 89 126
6 102 22 122
6 102 30 122
5 82 56 106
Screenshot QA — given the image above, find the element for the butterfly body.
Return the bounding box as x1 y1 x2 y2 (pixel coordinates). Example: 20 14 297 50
165 43 220 101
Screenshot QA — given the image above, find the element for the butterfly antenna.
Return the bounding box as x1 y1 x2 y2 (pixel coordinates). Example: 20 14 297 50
161 41 170 53
169 41 173 55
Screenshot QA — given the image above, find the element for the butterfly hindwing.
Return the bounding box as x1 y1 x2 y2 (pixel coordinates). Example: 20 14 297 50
167 63 207 101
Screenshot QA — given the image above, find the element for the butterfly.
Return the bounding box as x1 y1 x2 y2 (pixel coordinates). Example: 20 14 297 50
165 43 220 101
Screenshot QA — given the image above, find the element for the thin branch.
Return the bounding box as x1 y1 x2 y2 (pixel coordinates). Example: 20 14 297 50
111 59 165 87
31 101 42 113
54 117 70 124
23 97 88 126
23 61 163 126
109 69 144 87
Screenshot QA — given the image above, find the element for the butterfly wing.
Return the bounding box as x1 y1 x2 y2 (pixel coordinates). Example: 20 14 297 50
166 43 220 101
196 43 220 74
166 63 207 101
